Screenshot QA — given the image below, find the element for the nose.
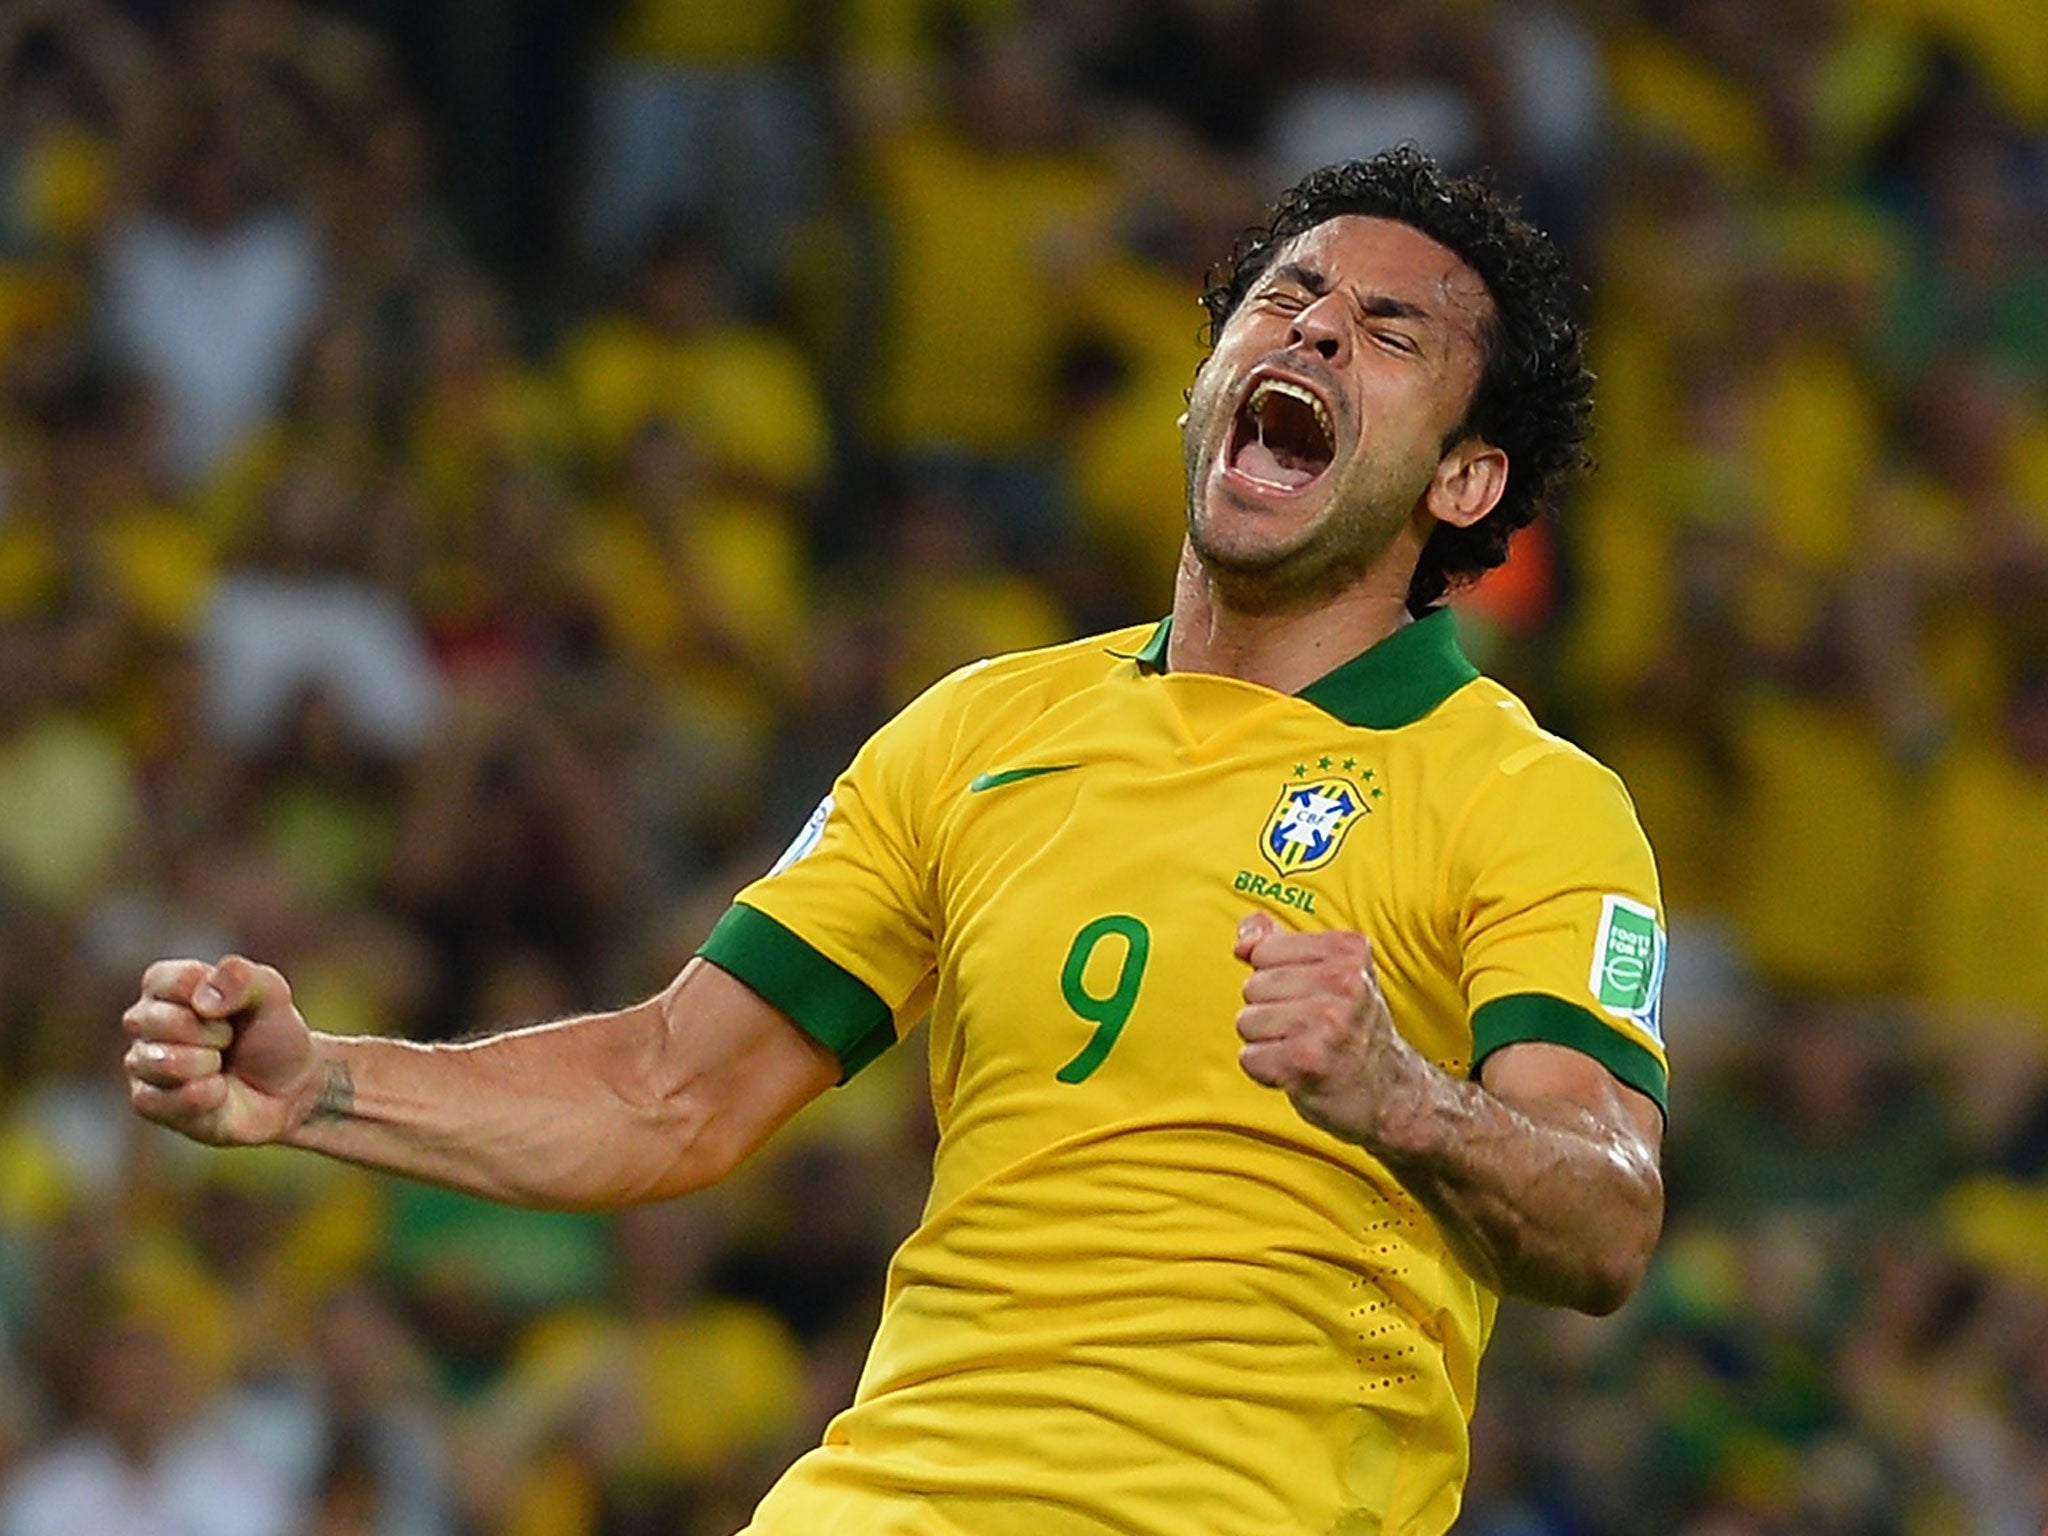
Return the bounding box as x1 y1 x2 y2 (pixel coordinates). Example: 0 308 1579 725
1288 293 1349 364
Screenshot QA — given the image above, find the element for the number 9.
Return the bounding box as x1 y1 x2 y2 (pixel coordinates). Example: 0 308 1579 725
1055 915 1151 1083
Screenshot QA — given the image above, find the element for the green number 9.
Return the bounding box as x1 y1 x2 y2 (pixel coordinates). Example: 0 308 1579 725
1056 915 1151 1083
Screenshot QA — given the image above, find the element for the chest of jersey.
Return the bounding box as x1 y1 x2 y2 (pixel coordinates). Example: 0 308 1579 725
919 667 1470 1199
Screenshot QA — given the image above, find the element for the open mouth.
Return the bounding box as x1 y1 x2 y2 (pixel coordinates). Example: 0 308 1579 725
1227 377 1336 493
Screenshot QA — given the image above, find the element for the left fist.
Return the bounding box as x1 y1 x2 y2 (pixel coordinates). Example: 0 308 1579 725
1233 911 1426 1146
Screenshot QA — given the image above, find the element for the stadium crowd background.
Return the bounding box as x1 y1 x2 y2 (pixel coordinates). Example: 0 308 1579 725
2 0 2047 1531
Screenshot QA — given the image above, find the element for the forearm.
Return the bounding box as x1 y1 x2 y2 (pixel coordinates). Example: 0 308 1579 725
285 1002 721 1211
1366 1068 1663 1314
129 955 837 1211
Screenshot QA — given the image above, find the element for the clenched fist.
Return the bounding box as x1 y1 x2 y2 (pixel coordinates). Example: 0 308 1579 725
1232 911 1432 1150
123 956 325 1146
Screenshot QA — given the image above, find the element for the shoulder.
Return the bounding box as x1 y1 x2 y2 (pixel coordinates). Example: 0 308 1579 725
1428 678 1653 867
888 621 1159 735
1422 676 1632 803
835 621 1157 799
930 621 1160 696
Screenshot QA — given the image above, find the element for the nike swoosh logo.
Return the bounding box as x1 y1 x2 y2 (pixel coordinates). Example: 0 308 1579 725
967 764 1084 793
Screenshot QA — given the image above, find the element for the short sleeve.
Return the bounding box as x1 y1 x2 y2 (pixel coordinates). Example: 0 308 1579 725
1453 743 1670 1111
699 671 967 1078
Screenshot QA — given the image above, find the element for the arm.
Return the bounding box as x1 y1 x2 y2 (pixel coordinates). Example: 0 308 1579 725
1233 914 1663 1315
123 953 840 1210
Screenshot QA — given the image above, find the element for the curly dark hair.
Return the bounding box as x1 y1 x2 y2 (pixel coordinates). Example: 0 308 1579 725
1201 147 1594 615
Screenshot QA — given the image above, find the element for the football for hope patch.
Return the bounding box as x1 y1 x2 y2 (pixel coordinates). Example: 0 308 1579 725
1590 894 1665 1043
768 794 834 875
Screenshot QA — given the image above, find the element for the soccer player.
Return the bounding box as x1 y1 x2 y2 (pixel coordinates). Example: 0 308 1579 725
124 148 1667 1535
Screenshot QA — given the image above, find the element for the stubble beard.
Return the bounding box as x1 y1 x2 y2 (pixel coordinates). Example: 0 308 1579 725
1183 447 1418 616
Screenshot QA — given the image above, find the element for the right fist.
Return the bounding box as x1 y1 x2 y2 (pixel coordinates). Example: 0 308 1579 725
123 956 322 1146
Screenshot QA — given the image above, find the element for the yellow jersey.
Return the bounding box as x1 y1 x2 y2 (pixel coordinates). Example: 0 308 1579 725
700 608 1668 1536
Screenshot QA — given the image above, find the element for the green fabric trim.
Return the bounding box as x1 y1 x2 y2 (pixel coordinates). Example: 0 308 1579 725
1131 617 1172 670
1297 607 1479 728
1130 608 1478 728
1470 992 1669 1113
698 904 897 1080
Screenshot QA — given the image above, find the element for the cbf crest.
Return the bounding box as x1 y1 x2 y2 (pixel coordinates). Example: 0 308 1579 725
1260 772 1371 876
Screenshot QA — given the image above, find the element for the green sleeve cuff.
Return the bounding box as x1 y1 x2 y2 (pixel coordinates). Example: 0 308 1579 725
1471 993 1668 1114
698 904 898 1080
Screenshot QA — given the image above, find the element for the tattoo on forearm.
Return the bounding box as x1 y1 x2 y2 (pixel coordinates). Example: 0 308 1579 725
310 1061 355 1122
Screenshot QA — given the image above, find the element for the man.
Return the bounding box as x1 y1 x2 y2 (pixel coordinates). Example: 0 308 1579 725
126 148 1667 1535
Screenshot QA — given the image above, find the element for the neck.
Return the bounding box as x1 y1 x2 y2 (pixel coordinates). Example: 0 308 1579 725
1164 541 1416 695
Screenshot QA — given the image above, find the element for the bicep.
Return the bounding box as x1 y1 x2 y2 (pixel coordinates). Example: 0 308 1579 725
646 957 842 1187
1478 1040 1664 1162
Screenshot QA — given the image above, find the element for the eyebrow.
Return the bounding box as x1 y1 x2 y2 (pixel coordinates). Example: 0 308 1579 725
1264 262 1435 327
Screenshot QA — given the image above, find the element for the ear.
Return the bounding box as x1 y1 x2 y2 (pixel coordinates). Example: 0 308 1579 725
1425 439 1509 529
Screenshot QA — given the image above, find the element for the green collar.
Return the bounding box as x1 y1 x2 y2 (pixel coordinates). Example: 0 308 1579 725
1130 606 1479 729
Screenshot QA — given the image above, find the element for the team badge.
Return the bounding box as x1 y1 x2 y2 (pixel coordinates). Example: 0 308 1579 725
1259 775 1370 876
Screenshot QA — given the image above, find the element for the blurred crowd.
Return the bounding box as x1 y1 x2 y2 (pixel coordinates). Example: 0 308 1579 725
1 0 2046 1533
